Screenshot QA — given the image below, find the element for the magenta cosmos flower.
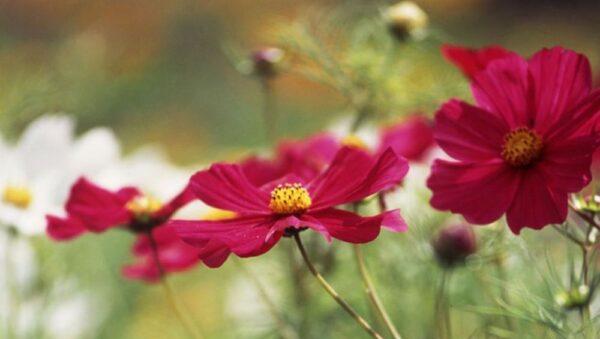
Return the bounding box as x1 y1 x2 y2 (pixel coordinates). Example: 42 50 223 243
171 146 409 267
378 115 435 161
46 177 200 282
428 47 600 234
441 44 514 80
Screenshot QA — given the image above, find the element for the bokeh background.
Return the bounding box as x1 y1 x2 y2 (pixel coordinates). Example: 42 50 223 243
1 0 600 338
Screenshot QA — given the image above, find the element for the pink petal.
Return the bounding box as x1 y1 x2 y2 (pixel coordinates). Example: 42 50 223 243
537 135 598 192
154 185 196 220
506 168 568 234
65 178 136 232
46 215 87 241
428 159 519 225
171 215 281 258
377 115 435 161
197 239 232 268
529 47 592 135
189 164 271 214
309 147 409 210
441 44 515 79
302 208 406 244
545 90 600 142
434 99 508 162
471 54 531 129
123 225 201 282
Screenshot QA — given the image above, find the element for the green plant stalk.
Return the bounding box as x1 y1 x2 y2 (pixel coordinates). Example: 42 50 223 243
434 270 452 339
353 244 402 339
147 231 204 339
292 233 384 339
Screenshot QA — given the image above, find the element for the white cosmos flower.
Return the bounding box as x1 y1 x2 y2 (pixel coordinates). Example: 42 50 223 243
0 114 120 235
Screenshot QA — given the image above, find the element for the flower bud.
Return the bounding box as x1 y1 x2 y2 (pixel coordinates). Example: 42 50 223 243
555 285 590 310
250 47 285 78
432 223 477 268
384 1 428 41
571 193 600 213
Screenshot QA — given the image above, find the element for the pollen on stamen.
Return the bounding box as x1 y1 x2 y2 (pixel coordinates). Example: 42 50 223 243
501 127 543 167
269 183 312 215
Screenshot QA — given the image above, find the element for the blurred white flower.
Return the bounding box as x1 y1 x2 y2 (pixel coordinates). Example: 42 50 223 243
0 114 120 235
93 145 208 218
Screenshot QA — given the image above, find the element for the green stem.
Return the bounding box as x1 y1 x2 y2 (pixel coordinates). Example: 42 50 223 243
260 79 277 144
434 270 452 339
292 234 383 339
147 231 204 339
353 245 402 339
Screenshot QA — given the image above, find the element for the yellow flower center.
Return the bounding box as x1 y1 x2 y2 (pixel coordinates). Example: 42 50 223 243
501 127 543 167
2 185 32 209
126 195 163 219
341 134 368 150
269 183 312 215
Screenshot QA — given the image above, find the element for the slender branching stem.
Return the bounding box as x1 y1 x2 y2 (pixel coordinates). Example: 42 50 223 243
292 233 384 339
260 79 277 144
147 231 204 339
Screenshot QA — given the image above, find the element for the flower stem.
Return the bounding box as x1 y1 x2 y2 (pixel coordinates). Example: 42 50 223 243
260 79 277 144
353 244 402 339
233 258 299 339
146 231 204 339
292 233 384 339
434 270 452 339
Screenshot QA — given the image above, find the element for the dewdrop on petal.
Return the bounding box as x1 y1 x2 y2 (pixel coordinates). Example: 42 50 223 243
384 1 429 41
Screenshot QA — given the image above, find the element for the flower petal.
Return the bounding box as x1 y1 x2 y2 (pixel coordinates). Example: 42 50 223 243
529 47 592 135
154 185 196 220
506 168 568 234
434 99 507 161
441 44 515 79
65 178 137 231
171 215 281 259
123 225 201 282
301 208 406 244
471 54 531 128
46 215 87 240
309 147 409 210
189 164 271 214
537 135 598 192
428 159 519 224
377 115 435 161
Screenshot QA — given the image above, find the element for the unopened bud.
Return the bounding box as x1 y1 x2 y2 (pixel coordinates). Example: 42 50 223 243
432 223 477 268
555 285 590 310
384 1 429 41
251 47 285 78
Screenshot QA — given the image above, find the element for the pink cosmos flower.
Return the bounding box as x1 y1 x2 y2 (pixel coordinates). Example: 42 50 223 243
441 44 514 80
171 146 409 267
46 177 200 282
428 47 600 234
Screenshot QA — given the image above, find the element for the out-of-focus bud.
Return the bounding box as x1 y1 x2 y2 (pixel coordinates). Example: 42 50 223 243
250 47 285 78
555 285 590 310
384 1 429 41
571 194 600 213
432 223 477 268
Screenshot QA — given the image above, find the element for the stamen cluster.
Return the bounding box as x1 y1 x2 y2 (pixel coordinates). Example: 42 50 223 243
501 127 543 167
269 183 312 215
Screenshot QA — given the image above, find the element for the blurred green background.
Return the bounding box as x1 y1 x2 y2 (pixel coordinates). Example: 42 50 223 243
2 0 600 338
